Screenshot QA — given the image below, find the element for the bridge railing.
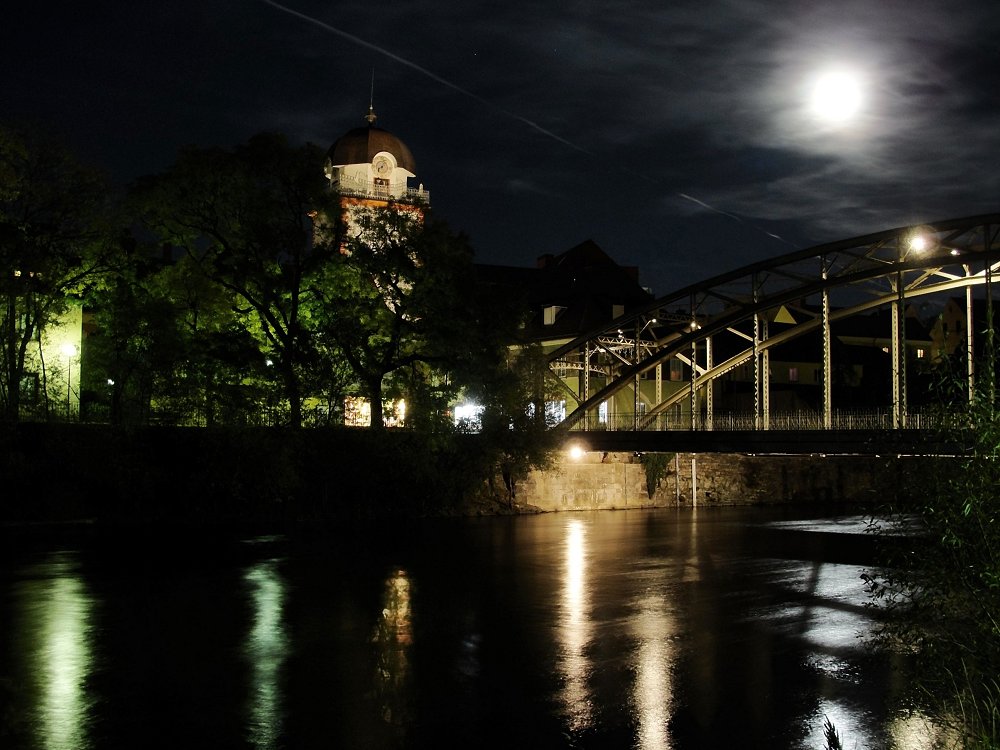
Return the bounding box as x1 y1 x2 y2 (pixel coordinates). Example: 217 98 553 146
568 408 968 432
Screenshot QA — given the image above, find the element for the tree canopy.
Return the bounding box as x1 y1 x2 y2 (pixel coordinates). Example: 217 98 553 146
0 126 556 499
0 124 112 421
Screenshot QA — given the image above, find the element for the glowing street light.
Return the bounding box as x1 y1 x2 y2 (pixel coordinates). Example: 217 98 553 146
907 228 938 256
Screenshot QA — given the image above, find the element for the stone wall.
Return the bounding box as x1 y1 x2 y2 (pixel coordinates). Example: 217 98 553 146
518 451 905 511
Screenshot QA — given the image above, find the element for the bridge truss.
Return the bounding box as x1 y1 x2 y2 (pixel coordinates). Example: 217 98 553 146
547 214 1000 431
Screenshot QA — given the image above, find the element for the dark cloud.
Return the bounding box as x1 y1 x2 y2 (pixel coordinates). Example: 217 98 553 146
3 0 997 294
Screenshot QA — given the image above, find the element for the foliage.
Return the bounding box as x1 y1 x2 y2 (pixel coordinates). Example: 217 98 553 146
131 133 341 427
0 124 111 421
472 344 560 502
312 208 473 429
639 452 674 499
864 304 1000 748
0 125 552 512
822 717 844 750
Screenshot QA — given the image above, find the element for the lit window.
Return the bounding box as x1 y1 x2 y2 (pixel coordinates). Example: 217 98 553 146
788 367 799 382
916 349 925 359
545 401 566 425
454 402 484 429
669 359 684 382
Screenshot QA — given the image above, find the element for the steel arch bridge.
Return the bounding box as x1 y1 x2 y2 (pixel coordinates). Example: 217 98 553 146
546 214 1000 432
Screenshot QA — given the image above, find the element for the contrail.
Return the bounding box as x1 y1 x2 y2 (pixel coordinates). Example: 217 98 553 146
260 0 793 249
259 0 593 157
677 193 795 246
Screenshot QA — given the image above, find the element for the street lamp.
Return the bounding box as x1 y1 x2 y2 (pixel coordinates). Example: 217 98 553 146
60 342 77 419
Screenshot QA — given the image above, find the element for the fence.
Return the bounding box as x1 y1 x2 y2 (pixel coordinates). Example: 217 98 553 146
569 408 968 432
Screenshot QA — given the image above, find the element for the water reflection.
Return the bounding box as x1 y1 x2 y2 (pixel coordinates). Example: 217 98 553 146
243 559 287 750
558 519 593 731
0 509 946 748
761 518 908 750
13 554 96 750
372 568 413 726
632 591 676 750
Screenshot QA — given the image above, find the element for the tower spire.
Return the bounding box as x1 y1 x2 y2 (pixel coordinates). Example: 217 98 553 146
364 70 377 125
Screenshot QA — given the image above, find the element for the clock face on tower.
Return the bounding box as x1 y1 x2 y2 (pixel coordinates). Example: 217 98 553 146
373 155 393 177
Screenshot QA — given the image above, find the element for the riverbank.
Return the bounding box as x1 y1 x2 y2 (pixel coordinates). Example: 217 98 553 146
1 423 515 526
2 424 917 526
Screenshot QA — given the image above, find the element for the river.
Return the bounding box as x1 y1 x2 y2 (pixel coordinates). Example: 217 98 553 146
0 506 943 749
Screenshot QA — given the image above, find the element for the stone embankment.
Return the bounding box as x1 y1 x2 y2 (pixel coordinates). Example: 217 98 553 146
519 451 908 511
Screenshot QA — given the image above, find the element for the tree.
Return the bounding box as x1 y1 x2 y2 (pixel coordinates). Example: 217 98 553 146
132 133 342 427
864 317 1000 746
84 244 263 426
0 124 110 421
312 207 488 430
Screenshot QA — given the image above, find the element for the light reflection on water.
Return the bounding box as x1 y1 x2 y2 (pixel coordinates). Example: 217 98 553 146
11 554 95 750
1 509 949 748
558 519 593 732
631 591 675 750
243 558 287 750
372 568 413 726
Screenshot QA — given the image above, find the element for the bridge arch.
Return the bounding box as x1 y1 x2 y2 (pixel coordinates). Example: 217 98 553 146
546 214 1000 431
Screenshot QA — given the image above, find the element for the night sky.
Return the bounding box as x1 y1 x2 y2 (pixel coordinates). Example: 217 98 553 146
4 0 999 294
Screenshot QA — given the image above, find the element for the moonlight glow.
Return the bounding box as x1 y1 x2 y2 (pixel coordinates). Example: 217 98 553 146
809 70 864 123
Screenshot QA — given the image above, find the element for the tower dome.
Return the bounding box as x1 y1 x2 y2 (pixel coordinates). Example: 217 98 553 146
324 106 428 206
326 106 416 173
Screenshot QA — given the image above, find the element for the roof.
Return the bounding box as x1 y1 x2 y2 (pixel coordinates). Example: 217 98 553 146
327 125 417 173
475 240 654 342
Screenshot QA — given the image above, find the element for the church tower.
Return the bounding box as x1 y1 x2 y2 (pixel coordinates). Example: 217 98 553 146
325 105 429 221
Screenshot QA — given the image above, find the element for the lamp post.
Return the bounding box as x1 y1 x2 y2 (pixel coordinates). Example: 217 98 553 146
892 229 931 428
60 343 77 420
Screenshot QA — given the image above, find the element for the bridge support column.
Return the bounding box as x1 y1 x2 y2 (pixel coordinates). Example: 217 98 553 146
705 335 714 430
966 273 975 404
761 319 769 430
752 274 770 431
822 265 832 430
634 321 641 431
689 335 697 430
753 310 761 430
753 311 770 430
891 261 907 428
690 298 698 430
655 364 662 426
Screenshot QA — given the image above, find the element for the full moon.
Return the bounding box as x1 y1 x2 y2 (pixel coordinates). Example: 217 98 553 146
809 70 863 123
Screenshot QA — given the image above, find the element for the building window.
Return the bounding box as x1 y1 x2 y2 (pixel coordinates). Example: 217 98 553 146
598 401 609 424
916 348 926 359
788 367 799 382
543 305 564 325
545 400 566 426
669 358 684 382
